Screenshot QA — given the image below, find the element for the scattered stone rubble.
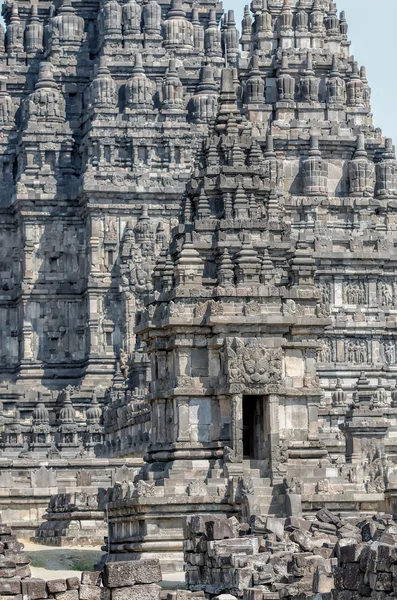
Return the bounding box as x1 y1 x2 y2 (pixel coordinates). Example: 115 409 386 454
3 513 397 600
0 519 205 600
184 509 397 599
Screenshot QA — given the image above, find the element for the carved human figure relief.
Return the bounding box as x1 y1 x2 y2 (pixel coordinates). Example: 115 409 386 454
384 340 396 364
378 281 393 307
317 339 333 363
344 281 366 305
346 339 368 364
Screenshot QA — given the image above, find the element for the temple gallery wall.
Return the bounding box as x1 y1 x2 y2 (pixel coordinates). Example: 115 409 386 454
0 0 397 596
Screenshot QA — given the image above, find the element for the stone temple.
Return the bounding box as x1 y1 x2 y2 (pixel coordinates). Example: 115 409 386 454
0 0 397 583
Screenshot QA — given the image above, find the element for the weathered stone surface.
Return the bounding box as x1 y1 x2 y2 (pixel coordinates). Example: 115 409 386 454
111 584 161 600
22 578 47 599
0 577 21 594
66 579 80 591
104 561 161 588
80 573 101 587
47 580 67 594
55 590 79 600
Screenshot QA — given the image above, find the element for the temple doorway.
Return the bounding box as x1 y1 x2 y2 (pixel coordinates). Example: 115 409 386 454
242 395 269 460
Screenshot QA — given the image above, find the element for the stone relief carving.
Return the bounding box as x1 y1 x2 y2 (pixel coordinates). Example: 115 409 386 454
344 281 366 304
345 340 368 364
378 282 394 307
384 340 396 364
317 339 334 363
224 337 282 393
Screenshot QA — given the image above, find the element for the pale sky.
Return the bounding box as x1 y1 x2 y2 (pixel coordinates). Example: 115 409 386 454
229 0 397 145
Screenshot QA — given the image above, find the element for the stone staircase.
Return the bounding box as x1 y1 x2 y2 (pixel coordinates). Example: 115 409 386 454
242 459 285 517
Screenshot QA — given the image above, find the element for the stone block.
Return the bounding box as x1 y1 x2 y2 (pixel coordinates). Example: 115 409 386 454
0 577 21 594
66 578 80 590
265 518 285 541
337 542 364 563
4 551 30 565
79 585 109 600
208 537 258 557
81 573 102 587
243 590 264 600
0 526 12 535
103 560 162 588
205 520 234 541
284 517 310 532
47 580 67 594
111 584 161 600
0 565 16 577
0 557 16 567
16 565 31 578
316 509 342 527
22 578 47 600
55 590 79 600
5 541 24 552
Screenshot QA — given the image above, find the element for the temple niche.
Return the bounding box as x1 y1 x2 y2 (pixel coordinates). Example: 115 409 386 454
1 0 397 583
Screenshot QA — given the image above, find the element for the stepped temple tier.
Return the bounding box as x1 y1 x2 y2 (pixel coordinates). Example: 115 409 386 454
1 0 397 584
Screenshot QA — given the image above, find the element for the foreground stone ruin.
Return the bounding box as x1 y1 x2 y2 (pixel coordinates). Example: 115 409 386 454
4 512 397 599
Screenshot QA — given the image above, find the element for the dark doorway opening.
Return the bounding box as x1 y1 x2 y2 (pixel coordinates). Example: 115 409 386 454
242 395 266 459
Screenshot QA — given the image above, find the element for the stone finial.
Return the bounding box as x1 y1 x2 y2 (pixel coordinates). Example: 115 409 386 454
218 248 235 286
86 392 102 425
324 2 339 36
164 0 193 49
349 134 375 197
142 0 161 35
332 379 346 408
242 5 252 36
24 61 66 123
300 51 319 102
346 61 364 107
205 8 222 57
339 10 348 37
125 53 153 110
223 10 239 65
162 59 185 111
59 390 76 424
0 78 16 125
122 0 141 36
32 395 50 425
233 183 249 219
190 64 218 123
134 205 155 242
277 52 295 102
360 66 371 106
174 232 203 286
192 8 204 53
51 0 84 45
279 0 292 32
295 2 308 32
6 3 24 53
98 0 122 36
310 0 324 35
302 135 327 196
327 55 345 105
89 57 117 110
376 138 397 199
235 237 261 285
196 189 211 219
25 4 44 53
245 55 265 104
